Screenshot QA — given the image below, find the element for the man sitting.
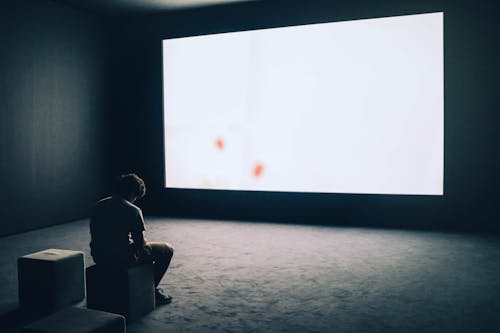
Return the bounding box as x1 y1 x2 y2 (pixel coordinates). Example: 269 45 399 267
89 173 173 304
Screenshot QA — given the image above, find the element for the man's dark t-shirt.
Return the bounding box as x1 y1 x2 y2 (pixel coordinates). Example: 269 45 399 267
90 196 145 264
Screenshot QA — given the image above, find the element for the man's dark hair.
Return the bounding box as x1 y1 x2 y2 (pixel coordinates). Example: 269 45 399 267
114 173 146 199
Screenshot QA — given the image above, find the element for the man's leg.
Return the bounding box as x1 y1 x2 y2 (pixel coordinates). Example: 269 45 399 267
144 242 174 287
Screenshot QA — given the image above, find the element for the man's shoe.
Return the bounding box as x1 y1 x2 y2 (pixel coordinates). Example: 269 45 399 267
155 288 172 305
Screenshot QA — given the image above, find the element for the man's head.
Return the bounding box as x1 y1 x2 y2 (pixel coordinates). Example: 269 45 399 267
114 173 146 203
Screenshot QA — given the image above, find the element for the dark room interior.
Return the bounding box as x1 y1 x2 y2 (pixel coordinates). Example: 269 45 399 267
1 0 500 332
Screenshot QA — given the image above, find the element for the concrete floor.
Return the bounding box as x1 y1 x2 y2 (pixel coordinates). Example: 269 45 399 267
1 218 500 332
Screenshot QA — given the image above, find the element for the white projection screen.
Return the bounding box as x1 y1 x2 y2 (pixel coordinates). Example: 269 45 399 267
162 12 444 195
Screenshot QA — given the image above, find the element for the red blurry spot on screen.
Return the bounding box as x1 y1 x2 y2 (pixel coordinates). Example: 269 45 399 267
215 137 224 151
253 162 264 178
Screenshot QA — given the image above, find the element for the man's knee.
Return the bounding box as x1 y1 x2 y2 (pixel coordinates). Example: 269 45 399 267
147 241 173 259
164 242 174 256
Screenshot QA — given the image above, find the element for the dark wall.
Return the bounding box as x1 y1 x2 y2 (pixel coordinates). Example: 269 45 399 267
110 0 500 232
0 0 111 236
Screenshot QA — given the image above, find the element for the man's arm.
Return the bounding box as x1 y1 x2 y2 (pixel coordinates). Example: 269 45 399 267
131 229 146 248
130 209 149 257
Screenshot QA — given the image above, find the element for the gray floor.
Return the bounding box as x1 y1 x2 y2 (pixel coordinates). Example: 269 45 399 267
1 218 500 333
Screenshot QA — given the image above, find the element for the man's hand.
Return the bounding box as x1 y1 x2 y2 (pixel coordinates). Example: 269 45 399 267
132 245 151 263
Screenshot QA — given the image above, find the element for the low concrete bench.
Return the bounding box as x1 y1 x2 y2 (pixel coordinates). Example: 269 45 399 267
86 263 155 321
18 249 85 314
23 306 125 333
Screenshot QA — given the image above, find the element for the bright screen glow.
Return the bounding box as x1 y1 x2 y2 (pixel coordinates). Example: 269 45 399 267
163 12 443 195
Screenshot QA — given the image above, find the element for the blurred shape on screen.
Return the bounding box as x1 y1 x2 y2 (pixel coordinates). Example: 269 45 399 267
163 12 444 195
253 162 264 179
215 137 224 151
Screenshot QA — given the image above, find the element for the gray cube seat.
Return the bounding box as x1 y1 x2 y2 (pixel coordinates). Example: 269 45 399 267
23 306 125 333
86 263 155 321
18 249 85 314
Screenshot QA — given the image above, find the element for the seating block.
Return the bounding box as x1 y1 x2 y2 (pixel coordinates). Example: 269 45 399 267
18 249 85 313
86 263 155 321
23 306 125 333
